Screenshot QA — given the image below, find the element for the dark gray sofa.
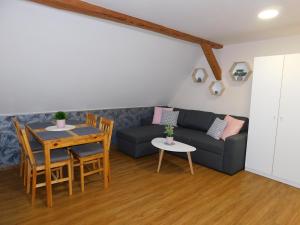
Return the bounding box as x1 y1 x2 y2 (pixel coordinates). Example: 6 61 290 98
117 108 248 175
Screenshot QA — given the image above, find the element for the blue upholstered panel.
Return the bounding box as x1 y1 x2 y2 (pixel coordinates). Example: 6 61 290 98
66 120 83 125
0 107 153 167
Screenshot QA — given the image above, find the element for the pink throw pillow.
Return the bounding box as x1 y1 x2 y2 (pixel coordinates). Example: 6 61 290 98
221 115 245 141
152 107 173 124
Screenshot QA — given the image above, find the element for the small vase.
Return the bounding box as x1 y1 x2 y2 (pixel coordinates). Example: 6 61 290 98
166 136 174 145
56 119 66 128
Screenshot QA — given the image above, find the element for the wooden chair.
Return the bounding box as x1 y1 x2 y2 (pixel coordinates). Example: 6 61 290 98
20 129 72 205
70 117 114 192
70 112 98 173
12 118 42 181
99 117 114 181
86 113 97 128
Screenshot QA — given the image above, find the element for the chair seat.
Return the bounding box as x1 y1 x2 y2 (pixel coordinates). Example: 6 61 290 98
30 139 42 152
71 143 103 158
34 149 70 166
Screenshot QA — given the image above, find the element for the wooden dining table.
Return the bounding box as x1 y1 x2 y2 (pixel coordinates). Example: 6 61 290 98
25 120 109 208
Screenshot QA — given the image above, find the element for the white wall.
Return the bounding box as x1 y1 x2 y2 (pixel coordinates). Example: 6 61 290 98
169 34 300 117
0 0 200 115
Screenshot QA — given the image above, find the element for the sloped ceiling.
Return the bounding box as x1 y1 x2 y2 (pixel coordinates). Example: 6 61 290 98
0 0 201 115
2 0 300 114
86 0 300 44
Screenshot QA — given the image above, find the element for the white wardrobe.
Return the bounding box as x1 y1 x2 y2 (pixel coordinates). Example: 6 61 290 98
246 53 300 188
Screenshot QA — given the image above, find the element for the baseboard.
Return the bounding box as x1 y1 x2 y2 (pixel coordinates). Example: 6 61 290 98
245 167 300 189
0 164 18 171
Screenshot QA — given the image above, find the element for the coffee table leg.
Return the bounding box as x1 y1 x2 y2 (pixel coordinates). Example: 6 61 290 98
187 152 194 175
157 149 164 173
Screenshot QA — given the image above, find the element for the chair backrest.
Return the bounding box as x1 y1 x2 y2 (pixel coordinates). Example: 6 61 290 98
86 113 97 128
99 117 114 150
20 129 36 167
12 117 28 158
12 117 23 146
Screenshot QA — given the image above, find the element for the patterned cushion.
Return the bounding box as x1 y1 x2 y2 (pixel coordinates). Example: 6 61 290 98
160 111 179 126
207 118 227 140
71 143 103 158
152 107 173 124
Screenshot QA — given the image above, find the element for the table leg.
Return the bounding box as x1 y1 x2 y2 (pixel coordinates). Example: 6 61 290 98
187 152 194 175
103 134 109 188
157 149 164 173
44 145 53 207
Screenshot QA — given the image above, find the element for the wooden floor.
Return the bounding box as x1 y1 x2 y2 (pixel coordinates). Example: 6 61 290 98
1 150 300 225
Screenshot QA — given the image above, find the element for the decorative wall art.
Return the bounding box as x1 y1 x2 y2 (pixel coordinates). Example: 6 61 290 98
230 62 252 81
209 81 225 96
192 68 208 83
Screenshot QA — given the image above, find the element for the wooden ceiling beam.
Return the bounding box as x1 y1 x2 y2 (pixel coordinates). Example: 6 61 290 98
30 0 223 79
201 44 222 80
30 0 222 49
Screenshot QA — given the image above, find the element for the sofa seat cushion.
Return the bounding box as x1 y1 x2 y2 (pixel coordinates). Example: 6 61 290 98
174 128 224 155
117 125 165 144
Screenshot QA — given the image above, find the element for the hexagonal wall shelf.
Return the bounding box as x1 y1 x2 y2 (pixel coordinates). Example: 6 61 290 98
209 81 225 96
192 68 208 83
230 62 252 81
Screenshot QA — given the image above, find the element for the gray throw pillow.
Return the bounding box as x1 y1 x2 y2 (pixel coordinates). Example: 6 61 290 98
207 118 227 140
160 111 179 127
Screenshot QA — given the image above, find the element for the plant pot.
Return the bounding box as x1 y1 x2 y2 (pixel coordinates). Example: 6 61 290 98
56 119 66 128
166 136 174 144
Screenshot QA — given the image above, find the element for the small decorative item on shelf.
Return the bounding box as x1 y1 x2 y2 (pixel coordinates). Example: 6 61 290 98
192 68 208 83
209 81 225 96
54 111 67 128
164 124 174 145
230 62 252 81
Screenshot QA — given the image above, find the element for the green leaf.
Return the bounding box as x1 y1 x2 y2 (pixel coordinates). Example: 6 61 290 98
54 111 67 120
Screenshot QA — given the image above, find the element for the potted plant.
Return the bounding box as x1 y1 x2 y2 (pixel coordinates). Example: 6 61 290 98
164 124 174 145
54 111 67 128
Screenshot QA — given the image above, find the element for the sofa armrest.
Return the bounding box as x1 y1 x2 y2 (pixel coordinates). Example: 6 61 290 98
223 132 248 175
141 117 153 126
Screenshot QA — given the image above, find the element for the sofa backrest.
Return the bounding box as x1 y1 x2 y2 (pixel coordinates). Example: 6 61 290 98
175 108 216 132
175 108 249 133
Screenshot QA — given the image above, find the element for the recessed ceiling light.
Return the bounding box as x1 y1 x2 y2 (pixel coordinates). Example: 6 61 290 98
258 9 279 20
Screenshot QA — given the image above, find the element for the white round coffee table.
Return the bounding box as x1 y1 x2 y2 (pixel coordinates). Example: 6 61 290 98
151 138 196 175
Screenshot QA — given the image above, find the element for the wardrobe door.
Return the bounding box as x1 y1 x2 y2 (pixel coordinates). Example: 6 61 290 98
245 55 284 175
273 54 300 185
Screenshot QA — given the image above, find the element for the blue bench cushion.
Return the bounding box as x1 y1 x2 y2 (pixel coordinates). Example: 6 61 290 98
71 143 103 158
34 149 70 166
